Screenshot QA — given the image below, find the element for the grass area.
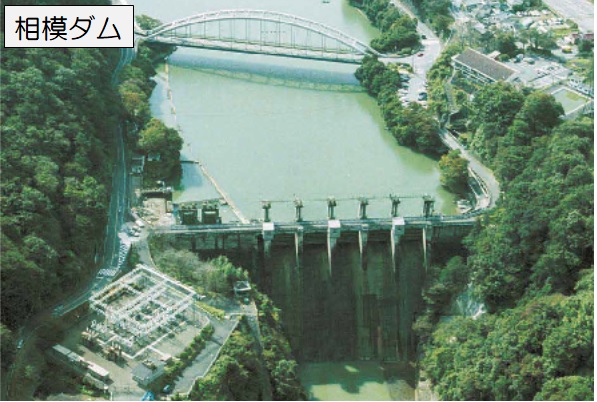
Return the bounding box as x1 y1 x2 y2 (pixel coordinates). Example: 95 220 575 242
551 87 590 114
550 27 573 38
197 302 226 320
567 58 593 78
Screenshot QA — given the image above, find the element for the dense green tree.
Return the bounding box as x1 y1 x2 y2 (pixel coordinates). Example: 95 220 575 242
410 0 454 36
420 44 593 401
495 30 519 57
136 15 163 31
271 360 304 400
513 91 564 139
119 79 151 130
424 285 593 401
535 376 594 401
438 150 469 195
468 82 525 160
138 118 183 182
392 103 444 153
371 15 420 53
1 33 119 329
154 248 248 295
522 28 558 52
1 324 15 370
351 0 420 53
355 56 398 97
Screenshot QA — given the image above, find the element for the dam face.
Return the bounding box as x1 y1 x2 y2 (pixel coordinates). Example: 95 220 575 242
267 231 425 362
161 224 470 362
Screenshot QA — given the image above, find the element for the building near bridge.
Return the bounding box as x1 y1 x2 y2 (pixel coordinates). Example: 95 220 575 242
452 48 518 85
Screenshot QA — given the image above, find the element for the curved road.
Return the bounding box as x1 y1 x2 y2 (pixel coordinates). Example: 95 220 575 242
390 0 500 210
3 47 135 401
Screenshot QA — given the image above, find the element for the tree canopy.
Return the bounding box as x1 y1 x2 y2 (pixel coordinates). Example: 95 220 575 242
418 52 593 400
1 36 119 329
355 56 445 155
350 0 420 53
439 150 469 195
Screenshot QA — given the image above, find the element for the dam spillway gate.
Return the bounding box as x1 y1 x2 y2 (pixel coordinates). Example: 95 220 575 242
151 216 474 362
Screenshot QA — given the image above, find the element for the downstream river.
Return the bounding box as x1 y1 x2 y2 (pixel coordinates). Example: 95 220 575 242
132 0 451 398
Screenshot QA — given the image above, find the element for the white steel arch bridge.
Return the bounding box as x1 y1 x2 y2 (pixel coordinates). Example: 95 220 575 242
136 9 383 63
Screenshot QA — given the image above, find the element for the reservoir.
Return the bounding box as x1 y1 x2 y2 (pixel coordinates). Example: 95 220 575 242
132 0 456 223
132 0 453 398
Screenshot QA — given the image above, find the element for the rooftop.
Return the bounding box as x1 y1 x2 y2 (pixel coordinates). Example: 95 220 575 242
453 48 518 82
132 358 166 383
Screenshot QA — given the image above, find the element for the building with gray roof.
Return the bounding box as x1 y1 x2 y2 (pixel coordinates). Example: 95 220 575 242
452 48 518 85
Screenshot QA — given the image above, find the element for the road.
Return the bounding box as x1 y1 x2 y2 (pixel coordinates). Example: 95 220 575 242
389 0 500 210
3 46 135 401
439 129 500 209
62 46 136 316
381 0 443 105
541 0 594 34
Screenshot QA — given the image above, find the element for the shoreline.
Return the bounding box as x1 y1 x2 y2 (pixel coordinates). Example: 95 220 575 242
162 58 250 223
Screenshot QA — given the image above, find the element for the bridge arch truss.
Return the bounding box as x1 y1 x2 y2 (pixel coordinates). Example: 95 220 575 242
139 10 382 63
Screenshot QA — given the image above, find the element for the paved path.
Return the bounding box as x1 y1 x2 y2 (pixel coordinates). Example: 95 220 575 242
387 0 443 103
174 318 239 395
542 0 594 33
439 129 500 209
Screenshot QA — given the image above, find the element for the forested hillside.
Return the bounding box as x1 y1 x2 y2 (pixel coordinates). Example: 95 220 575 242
349 0 420 54
418 82 594 399
1 0 119 338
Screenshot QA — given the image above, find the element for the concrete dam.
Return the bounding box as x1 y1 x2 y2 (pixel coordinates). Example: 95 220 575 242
152 211 473 363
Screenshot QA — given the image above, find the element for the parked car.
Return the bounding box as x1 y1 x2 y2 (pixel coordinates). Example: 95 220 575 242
162 385 173 394
417 52 424 57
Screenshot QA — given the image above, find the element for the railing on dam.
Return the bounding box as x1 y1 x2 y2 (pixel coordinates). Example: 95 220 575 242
152 213 478 236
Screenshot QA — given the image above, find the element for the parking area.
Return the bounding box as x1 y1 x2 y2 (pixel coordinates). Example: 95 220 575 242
397 70 428 107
